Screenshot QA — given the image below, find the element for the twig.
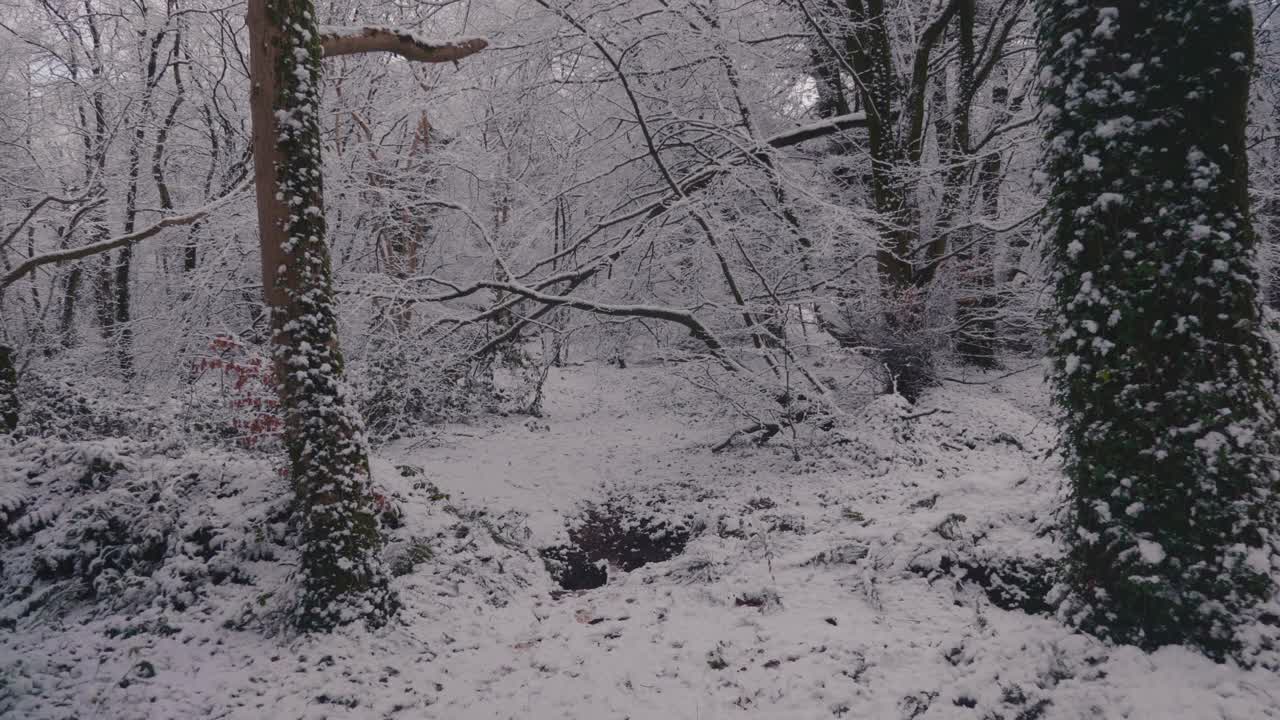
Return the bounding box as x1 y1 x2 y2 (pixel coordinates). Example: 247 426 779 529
900 408 949 421
941 361 1041 385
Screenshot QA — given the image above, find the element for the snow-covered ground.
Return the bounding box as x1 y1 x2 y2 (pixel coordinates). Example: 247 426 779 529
3 362 1278 719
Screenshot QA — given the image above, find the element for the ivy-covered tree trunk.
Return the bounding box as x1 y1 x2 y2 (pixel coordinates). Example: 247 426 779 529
246 0 395 630
1038 0 1280 659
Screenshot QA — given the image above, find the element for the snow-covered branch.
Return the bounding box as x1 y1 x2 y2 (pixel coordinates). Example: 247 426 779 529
764 112 867 148
0 191 104 254
461 279 742 370
0 179 251 291
318 26 488 63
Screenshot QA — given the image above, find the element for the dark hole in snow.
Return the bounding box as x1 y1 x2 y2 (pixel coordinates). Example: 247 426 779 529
540 499 693 591
540 544 607 590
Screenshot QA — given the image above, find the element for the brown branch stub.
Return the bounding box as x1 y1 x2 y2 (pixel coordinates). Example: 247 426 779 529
318 27 488 63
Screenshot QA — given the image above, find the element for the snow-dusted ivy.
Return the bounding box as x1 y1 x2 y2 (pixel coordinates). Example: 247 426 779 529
1038 0 1280 659
262 0 396 630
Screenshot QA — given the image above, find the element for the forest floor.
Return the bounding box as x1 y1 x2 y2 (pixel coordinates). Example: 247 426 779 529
4 360 1280 719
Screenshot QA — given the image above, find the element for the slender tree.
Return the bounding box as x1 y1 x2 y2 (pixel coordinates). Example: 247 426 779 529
0 344 16 432
1038 0 1280 658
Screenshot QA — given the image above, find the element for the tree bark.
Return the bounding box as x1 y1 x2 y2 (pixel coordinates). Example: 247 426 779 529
0 345 17 433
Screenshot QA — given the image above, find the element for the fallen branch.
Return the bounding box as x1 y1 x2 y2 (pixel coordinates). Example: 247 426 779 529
711 422 780 453
711 400 836 453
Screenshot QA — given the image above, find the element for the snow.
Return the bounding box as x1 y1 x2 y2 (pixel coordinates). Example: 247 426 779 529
3 363 1279 718
316 25 489 50
764 112 869 145
1095 193 1124 209
1137 539 1166 565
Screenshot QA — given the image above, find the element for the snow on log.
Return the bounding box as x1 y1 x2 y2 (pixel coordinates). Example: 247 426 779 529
318 26 488 63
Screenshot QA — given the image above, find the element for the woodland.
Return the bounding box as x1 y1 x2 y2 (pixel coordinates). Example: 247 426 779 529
2 1 1280 718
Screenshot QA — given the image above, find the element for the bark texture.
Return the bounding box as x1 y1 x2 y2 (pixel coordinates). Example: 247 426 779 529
0 345 17 433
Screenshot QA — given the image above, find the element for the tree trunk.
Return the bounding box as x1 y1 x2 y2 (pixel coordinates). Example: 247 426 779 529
247 0 395 630
0 345 17 433
59 265 82 342
1039 0 1280 659
114 16 172 379
841 1 957 330
962 111 1001 363
1264 135 1280 310
943 0 996 368
84 4 114 344
383 112 432 334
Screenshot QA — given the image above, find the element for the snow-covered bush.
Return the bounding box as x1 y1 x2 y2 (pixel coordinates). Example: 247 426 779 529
0 433 290 626
356 344 493 439
15 372 171 443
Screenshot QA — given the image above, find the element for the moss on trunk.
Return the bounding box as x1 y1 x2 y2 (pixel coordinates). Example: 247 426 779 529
247 0 396 630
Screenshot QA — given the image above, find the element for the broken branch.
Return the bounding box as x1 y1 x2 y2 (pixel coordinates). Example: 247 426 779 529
318 27 488 63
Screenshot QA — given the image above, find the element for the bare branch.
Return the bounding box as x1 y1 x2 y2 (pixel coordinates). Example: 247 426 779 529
1 190 103 254
458 279 740 370
1 179 251 291
767 112 867 147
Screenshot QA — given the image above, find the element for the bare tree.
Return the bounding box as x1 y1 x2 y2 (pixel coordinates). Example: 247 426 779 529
796 1 1031 352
